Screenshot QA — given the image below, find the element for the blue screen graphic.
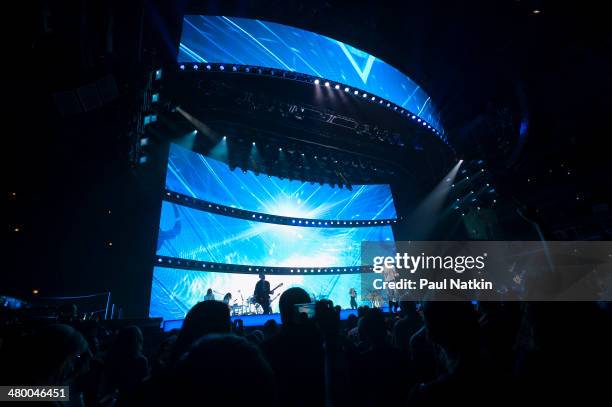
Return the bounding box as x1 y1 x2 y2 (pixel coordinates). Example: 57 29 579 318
150 266 369 318
178 15 443 133
157 201 394 268
166 143 397 220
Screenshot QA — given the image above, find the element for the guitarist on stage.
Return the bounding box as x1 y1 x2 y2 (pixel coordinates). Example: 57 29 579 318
254 273 280 314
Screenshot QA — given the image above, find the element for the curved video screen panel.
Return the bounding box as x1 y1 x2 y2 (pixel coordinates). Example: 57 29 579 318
166 143 397 220
150 266 368 319
157 201 394 268
178 15 443 133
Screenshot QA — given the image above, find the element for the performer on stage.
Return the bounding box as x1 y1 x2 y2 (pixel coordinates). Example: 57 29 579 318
203 288 215 301
388 289 399 314
254 273 277 314
222 292 232 305
349 288 358 309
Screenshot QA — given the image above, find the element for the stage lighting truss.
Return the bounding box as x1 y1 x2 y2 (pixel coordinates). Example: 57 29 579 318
164 189 400 228
156 255 375 275
177 62 448 145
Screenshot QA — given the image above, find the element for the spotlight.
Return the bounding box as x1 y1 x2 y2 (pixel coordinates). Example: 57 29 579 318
314 79 320 84
223 136 227 140
345 87 350 92
179 64 185 70
533 9 541 14
334 84 340 89
411 115 416 119
279 147 282 151
193 64 199 70
417 118 422 122
206 64 211 70
219 65 225 70
324 81 330 87
252 142 256 146
232 66 237 71
362 93 367 97
371 96 375 101
386 103 390 107
354 90 359 95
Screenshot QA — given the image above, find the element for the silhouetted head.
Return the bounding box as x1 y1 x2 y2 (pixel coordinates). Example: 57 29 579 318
206 288 213 295
259 273 266 281
263 319 279 338
171 334 277 406
421 301 479 356
399 300 418 318
25 324 89 385
278 287 311 325
109 326 143 360
358 308 387 346
346 314 358 330
172 301 231 362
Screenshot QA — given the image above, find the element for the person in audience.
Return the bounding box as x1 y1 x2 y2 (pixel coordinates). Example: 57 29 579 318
408 300 495 405
165 334 277 407
352 308 412 406
262 318 279 339
203 288 215 301
105 326 149 399
8 324 90 389
170 300 231 364
260 287 325 407
392 300 422 352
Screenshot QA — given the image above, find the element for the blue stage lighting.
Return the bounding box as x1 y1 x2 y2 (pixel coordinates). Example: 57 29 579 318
193 64 199 70
324 81 330 87
335 84 340 89
179 64 185 70
354 90 359 95
344 87 349 92
219 65 225 70
206 64 211 70
314 79 320 84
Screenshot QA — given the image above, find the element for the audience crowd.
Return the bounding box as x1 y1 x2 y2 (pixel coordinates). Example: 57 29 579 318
1 290 611 406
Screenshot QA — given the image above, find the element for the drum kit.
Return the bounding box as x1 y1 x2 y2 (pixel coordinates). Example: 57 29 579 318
228 291 281 316
366 290 384 308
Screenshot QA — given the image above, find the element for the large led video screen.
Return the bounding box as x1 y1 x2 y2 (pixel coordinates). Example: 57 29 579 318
178 15 443 133
166 143 397 220
150 266 369 318
157 201 394 268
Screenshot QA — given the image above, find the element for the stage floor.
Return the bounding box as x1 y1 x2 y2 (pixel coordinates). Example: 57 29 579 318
162 307 391 332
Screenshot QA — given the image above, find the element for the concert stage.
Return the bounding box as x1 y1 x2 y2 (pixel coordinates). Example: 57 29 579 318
161 307 392 332
146 14 454 325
